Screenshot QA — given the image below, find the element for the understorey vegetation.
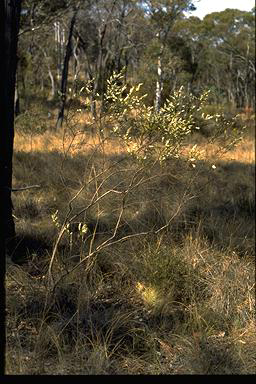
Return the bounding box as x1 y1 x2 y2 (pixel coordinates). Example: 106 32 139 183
6 70 255 374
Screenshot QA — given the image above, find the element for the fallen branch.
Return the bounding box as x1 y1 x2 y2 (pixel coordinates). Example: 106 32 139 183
11 185 41 192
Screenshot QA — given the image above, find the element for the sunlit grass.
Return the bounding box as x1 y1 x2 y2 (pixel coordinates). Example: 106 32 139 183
135 282 158 306
14 130 126 156
14 125 255 164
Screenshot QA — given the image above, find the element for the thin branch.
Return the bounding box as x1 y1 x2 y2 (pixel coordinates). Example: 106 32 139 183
11 185 41 192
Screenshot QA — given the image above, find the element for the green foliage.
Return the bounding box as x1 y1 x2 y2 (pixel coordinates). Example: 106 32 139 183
101 71 245 162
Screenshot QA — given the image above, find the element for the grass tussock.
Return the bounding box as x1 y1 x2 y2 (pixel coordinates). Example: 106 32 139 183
6 125 255 375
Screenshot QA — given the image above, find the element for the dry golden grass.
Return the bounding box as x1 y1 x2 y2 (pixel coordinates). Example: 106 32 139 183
182 137 255 164
197 140 254 164
14 130 126 156
14 128 255 166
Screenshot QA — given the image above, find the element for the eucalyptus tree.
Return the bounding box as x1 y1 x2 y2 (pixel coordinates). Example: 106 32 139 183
171 7 255 109
141 0 196 111
56 4 80 129
74 0 141 120
172 15 203 93
195 8 255 108
0 0 21 255
17 0 80 108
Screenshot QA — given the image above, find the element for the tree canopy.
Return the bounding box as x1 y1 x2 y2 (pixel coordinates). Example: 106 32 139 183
16 0 255 118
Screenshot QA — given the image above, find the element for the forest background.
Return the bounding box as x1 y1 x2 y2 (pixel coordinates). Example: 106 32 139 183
16 0 255 120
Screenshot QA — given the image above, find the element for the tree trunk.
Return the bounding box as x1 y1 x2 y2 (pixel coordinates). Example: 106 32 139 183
54 21 62 82
14 77 20 116
72 36 80 94
48 67 55 99
56 10 77 130
84 0 117 126
41 47 55 99
155 53 163 113
0 0 21 256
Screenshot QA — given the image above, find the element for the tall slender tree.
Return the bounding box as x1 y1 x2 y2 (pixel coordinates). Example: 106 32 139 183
0 0 21 257
56 7 78 129
143 0 196 111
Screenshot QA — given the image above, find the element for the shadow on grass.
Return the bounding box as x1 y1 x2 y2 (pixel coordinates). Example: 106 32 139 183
6 233 51 265
11 149 255 263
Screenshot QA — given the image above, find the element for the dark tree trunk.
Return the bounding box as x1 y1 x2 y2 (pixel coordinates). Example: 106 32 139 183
56 10 77 130
15 77 20 116
0 0 21 257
